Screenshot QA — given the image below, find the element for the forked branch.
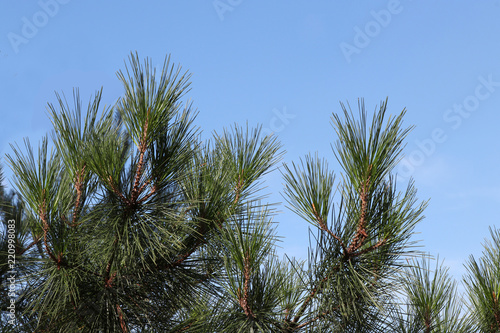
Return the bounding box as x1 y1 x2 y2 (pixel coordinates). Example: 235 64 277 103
311 203 347 254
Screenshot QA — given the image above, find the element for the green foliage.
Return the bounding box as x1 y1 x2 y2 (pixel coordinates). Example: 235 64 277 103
281 99 427 332
0 53 498 332
464 227 500 333
393 255 472 333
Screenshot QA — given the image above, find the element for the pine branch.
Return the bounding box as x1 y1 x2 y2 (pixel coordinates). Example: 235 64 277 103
17 235 42 256
238 251 255 319
137 184 156 205
131 108 150 203
108 175 129 205
294 310 332 330
104 236 119 287
116 303 128 333
163 213 210 271
39 193 59 267
70 164 86 226
425 310 431 333
347 166 371 254
311 202 347 254
164 245 200 271
493 291 500 330
349 238 387 257
175 323 193 332
291 274 330 326
234 170 244 204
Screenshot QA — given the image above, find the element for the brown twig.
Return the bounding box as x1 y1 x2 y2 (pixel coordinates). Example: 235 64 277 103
294 310 332 330
292 274 329 324
349 238 387 257
104 236 119 287
136 178 151 197
424 310 431 333
238 252 254 319
284 308 290 322
39 194 59 267
71 164 86 226
137 184 157 205
166 246 199 270
105 272 117 288
17 235 42 256
108 175 129 205
131 108 150 202
175 323 193 332
163 218 208 270
347 165 372 254
116 303 128 333
311 203 347 254
234 171 244 204
493 291 500 330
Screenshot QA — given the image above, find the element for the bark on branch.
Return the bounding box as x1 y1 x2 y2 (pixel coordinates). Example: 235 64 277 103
311 203 347 254
238 252 255 319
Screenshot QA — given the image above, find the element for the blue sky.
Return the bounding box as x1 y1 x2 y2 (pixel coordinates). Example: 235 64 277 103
1 1 500 283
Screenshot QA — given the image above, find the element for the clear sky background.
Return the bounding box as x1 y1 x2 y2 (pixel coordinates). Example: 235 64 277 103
1 1 500 286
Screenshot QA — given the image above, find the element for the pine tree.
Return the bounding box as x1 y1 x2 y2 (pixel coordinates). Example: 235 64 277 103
1 53 282 332
276 99 427 331
2 52 498 332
